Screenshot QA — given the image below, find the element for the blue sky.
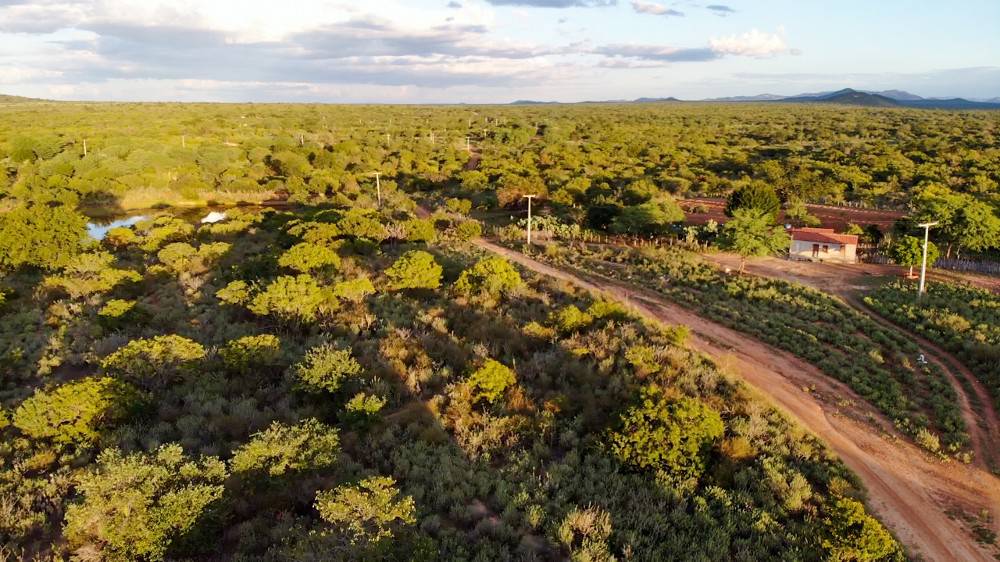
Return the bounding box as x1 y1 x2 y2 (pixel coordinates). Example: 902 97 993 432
0 0 997 102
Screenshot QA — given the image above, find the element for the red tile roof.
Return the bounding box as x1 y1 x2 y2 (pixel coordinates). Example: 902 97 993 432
790 228 859 245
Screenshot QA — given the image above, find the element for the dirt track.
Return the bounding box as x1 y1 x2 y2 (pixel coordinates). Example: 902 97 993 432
475 238 1000 562
705 253 1000 471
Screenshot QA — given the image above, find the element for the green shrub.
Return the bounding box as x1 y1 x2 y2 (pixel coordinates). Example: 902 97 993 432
314 476 416 545
248 274 337 323
216 280 252 305
98 299 136 320
821 497 904 561
454 256 522 298
332 277 376 303
292 342 363 393
610 385 724 480
101 335 206 387
219 334 282 373
454 220 482 241
402 218 436 243
467 359 516 404
445 198 473 215
158 242 230 273
63 444 227 562
43 251 142 298
13 377 138 445
230 418 339 476
550 305 593 334
0 202 87 270
344 392 387 424
278 242 341 273
337 209 387 241
384 250 442 291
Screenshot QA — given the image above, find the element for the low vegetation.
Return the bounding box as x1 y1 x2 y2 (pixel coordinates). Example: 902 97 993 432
865 280 1000 411
0 199 902 560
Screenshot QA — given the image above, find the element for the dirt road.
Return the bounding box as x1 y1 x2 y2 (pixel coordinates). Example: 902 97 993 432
475 238 1000 562
705 253 1000 470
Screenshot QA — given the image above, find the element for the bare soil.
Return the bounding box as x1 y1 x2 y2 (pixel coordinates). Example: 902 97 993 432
475 238 1000 562
680 197 905 232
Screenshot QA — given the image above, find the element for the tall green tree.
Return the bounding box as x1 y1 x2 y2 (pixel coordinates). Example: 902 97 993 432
718 208 790 272
889 235 939 277
0 202 87 270
724 181 781 222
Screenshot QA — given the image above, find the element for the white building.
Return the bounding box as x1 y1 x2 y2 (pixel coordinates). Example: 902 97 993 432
788 227 859 264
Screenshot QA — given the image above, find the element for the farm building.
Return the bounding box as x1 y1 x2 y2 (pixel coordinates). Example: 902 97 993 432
788 227 859 264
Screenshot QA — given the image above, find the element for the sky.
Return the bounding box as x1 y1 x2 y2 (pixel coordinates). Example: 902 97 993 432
1 0 998 103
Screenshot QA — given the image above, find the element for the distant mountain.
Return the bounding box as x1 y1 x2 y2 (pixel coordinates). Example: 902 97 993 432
633 96 682 103
701 88 1000 110
783 88 901 107
706 94 786 102
509 99 559 105
0 93 42 103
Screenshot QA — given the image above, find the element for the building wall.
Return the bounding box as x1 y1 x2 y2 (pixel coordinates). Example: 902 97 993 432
789 240 857 263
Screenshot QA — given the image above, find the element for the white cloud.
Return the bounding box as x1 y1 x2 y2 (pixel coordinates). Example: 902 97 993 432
630 0 682 16
709 29 788 57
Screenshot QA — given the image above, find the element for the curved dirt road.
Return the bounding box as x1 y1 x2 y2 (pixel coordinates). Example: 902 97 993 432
705 253 1000 471
476 239 1000 562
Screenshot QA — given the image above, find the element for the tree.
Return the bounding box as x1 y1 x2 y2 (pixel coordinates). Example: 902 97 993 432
401 218 436 243
610 385 724 481
889 235 939 277
278 242 342 273
609 196 685 235
337 209 387 241
293 342 363 393
0 202 87 270
454 256 522 298
43 251 142 298
216 280 252 305
63 444 227 562
952 200 1000 256
219 334 282 374
249 274 337 323
13 377 137 446
467 359 516 404
314 476 416 545
725 181 781 221
332 277 376 303
230 418 339 477
821 497 904 561
718 208 790 272
101 335 206 388
784 198 821 227
454 220 483 241
384 250 442 291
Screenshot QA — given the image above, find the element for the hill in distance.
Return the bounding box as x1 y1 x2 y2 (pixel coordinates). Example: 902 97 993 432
0 93 43 103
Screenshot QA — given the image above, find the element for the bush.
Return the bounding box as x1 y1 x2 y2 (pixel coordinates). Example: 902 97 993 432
216 280 252 305
230 418 340 477
337 209 387 241
344 392 387 424
454 256 523 298
332 277 376 303
384 250 442 291
278 242 342 273
43 251 142 298
454 220 483 241
63 444 227 562
0 202 87 270
158 242 230 273
219 334 282 373
821 497 904 561
248 274 337 323
402 218 436 243
610 385 724 480
467 359 516 404
550 305 593 334
445 197 472 215
314 476 416 545
101 335 206 387
13 377 138 445
293 343 363 393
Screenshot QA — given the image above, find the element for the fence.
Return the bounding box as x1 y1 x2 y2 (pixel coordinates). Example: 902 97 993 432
858 246 1000 276
487 225 708 251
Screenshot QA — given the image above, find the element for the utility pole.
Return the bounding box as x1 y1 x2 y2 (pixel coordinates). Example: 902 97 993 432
523 194 537 245
372 172 382 208
465 136 471 153
917 221 938 297
82 138 87 157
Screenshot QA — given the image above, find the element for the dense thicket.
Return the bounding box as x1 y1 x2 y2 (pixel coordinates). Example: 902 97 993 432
1 101 998 256
0 196 901 560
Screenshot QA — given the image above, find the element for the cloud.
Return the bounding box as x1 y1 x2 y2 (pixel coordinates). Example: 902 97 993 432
630 1 683 16
484 0 615 7
705 4 734 16
709 29 788 57
446 1 462 7
595 44 717 62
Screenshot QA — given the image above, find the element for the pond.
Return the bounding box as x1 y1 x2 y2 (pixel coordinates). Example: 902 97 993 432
86 215 147 241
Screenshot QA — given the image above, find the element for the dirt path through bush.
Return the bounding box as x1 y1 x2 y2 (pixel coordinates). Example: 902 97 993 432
475 239 1000 562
